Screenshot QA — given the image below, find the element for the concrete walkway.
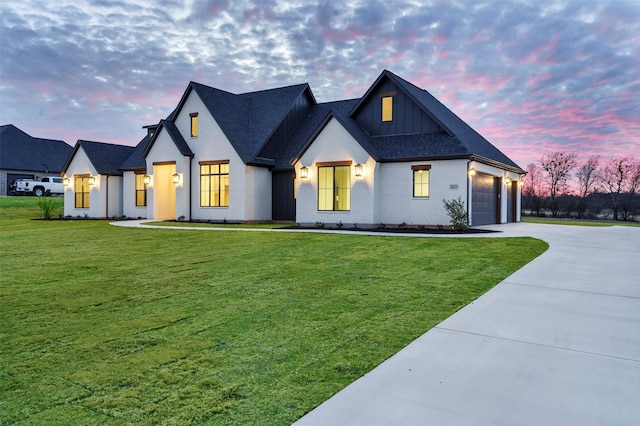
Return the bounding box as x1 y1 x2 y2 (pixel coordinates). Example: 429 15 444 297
293 223 640 425
113 220 640 424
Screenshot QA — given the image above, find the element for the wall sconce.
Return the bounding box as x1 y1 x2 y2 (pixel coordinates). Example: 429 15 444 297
63 177 70 186
143 174 152 185
354 163 364 177
504 177 511 186
172 173 181 184
88 176 96 185
300 166 309 179
468 168 476 177
519 179 524 188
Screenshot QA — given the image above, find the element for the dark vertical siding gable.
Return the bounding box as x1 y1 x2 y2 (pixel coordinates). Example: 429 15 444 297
353 78 443 137
258 91 314 159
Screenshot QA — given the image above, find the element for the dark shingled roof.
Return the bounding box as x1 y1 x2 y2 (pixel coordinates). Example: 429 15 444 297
286 70 523 172
191 82 312 164
275 99 359 169
119 134 151 170
63 140 136 176
143 120 194 158
0 124 72 172
378 71 523 170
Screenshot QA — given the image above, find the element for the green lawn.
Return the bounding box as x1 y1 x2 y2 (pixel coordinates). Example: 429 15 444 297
522 215 640 227
0 197 548 425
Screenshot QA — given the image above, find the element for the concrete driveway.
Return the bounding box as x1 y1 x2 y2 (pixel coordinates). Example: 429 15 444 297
294 223 640 425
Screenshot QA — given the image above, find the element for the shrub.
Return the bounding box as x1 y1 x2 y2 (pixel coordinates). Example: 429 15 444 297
37 198 59 220
442 197 469 230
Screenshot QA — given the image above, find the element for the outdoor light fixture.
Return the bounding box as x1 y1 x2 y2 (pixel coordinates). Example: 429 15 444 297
519 179 524 188
505 177 511 186
354 163 364 177
468 168 476 177
172 173 181 184
88 176 96 185
143 174 151 185
300 166 309 179
62 177 70 186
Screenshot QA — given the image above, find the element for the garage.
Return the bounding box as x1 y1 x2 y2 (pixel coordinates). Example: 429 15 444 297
472 173 499 225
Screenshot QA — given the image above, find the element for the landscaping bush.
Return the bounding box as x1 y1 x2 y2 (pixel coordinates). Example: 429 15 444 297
442 196 469 230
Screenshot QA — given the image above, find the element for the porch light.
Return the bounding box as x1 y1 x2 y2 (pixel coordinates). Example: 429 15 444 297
468 168 476 177
143 174 152 185
300 166 309 179
88 176 96 185
354 163 364 177
519 179 524 188
63 177 70 186
172 173 181 184
505 177 511 186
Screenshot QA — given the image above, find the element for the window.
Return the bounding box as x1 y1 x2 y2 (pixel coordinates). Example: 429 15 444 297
412 165 431 197
74 176 90 208
200 161 229 207
382 96 393 122
190 113 198 137
318 163 351 211
135 172 147 207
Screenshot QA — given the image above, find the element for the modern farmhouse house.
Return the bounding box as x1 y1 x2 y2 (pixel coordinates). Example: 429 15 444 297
62 70 524 226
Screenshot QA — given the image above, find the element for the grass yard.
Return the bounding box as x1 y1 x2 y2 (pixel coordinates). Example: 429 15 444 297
0 197 548 425
522 215 640 227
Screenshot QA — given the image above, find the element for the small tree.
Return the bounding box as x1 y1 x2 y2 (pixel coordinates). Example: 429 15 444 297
522 163 543 216
38 197 59 219
601 157 640 221
539 152 577 217
442 197 469 230
576 156 600 218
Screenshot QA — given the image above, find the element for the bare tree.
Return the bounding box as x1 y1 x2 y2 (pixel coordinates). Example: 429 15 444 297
575 156 600 218
539 152 577 217
600 157 637 220
522 163 544 216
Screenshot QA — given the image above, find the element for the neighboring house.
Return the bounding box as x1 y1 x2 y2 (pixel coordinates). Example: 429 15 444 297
61 70 524 226
0 124 73 196
61 140 136 218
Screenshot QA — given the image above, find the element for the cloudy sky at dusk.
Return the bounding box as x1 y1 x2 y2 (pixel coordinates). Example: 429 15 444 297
1 0 638 169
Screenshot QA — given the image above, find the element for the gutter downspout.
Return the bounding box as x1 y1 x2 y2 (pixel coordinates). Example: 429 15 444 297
105 175 109 219
466 160 471 227
189 157 193 220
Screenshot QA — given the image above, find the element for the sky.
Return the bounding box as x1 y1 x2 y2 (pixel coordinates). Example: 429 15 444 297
1 0 639 170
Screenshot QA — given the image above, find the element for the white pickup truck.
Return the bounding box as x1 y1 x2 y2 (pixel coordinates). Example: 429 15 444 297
12 177 65 196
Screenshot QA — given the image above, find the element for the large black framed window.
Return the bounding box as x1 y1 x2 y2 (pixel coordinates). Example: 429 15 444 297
200 161 229 207
317 161 351 211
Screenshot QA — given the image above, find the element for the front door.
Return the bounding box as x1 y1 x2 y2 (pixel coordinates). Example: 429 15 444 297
153 163 176 220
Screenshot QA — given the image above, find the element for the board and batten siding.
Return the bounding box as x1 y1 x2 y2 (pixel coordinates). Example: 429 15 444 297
258 91 314 159
353 79 444 137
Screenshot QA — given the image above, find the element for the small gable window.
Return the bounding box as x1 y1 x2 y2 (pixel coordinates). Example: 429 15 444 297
317 161 351 211
200 161 229 207
412 165 431 198
190 113 198 137
135 172 147 207
74 175 90 208
382 96 393 122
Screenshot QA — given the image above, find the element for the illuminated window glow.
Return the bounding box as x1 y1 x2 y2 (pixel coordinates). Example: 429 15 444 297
135 172 147 206
382 96 393 122
200 161 229 207
412 165 431 198
74 176 90 208
190 112 198 137
318 165 350 211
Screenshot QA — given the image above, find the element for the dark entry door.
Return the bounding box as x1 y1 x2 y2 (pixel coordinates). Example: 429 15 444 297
272 171 296 221
472 173 499 225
